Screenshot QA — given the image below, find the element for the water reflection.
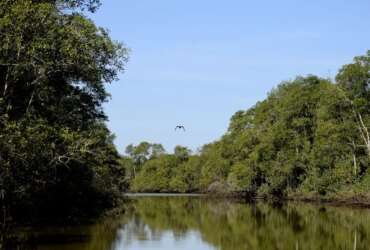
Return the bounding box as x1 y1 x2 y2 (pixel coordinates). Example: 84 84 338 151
3 196 370 250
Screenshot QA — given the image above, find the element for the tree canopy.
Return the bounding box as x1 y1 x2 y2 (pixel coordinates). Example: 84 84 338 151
0 0 128 224
125 52 370 199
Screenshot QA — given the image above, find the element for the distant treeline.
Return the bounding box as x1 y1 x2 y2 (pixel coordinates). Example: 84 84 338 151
0 0 128 224
124 51 370 199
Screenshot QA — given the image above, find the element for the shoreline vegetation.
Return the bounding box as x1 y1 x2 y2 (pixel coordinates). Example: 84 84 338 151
124 192 370 209
0 0 370 234
0 0 128 227
122 52 370 206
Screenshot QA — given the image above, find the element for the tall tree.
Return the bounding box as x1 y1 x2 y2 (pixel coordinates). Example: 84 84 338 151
336 51 370 159
0 0 128 223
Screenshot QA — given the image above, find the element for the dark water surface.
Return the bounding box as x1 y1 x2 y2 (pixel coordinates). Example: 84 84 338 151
4 196 370 250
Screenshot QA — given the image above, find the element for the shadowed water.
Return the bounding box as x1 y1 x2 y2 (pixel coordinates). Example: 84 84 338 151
3 196 370 250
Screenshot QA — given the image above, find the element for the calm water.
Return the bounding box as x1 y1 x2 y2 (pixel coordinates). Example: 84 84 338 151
4 196 370 250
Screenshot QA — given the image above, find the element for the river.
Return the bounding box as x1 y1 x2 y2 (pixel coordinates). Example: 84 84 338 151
3 195 370 249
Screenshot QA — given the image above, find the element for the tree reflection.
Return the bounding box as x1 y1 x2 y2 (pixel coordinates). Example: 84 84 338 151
116 197 370 250
3 197 370 250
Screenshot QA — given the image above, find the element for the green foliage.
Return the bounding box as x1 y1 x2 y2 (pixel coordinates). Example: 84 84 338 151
174 145 191 161
131 155 176 192
227 161 259 193
128 51 370 199
0 116 124 222
0 0 128 126
0 0 128 224
126 145 200 193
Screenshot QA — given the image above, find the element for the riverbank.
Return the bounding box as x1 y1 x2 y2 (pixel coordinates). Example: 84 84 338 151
4 191 370 232
124 193 205 197
287 192 370 209
124 191 370 209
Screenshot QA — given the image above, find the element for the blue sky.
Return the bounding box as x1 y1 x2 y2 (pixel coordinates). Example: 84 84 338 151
89 0 370 153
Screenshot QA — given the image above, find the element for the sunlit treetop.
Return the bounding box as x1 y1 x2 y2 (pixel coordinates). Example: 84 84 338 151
39 0 102 12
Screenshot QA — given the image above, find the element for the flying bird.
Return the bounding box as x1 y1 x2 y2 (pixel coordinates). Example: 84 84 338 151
175 125 186 131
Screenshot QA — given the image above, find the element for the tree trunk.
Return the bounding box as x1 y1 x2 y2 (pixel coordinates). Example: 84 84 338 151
356 113 370 158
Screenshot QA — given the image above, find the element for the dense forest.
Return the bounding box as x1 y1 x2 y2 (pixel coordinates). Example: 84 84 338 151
125 52 370 200
0 0 128 224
